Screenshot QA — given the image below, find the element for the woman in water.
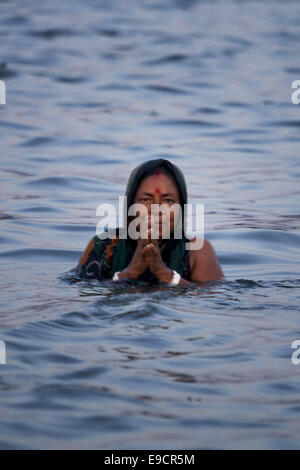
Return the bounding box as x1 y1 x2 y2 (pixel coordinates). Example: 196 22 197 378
73 158 223 286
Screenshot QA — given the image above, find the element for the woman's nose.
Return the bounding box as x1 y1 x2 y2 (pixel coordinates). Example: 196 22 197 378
148 200 162 216
152 194 164 207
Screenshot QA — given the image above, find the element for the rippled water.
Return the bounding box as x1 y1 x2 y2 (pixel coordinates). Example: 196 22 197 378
1 0 300 450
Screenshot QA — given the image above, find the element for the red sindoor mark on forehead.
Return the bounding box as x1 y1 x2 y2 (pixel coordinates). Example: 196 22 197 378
154 170 162 193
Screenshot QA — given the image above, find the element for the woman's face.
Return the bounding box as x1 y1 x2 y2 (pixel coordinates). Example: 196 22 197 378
131 170 181 239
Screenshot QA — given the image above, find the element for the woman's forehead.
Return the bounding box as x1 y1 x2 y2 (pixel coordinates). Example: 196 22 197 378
136 172 179 192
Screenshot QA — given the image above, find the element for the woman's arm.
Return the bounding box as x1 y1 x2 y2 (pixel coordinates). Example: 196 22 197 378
154 266 194 286
189 238 224 283
155 238 223 286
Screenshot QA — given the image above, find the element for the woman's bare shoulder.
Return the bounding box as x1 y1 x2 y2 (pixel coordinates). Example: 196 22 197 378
188 236 224 282
187 236 212 266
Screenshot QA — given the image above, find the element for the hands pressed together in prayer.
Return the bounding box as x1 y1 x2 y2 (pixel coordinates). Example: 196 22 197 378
116 213 174 283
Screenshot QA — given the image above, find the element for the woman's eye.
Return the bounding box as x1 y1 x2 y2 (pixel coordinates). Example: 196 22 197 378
140 197 174 203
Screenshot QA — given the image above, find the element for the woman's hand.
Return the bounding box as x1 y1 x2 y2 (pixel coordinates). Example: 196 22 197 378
140 227 173 283
117 213 172 282
141 232 164 275
117 237 149 279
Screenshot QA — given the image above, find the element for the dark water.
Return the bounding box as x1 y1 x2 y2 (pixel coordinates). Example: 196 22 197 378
1 0 300 450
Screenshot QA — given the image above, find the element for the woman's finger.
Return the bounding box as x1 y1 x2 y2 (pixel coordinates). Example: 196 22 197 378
141 244 158 259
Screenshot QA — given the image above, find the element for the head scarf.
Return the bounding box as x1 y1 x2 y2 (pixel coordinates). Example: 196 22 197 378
110 158 190 283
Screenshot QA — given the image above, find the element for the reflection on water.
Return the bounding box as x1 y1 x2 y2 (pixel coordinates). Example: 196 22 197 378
0 0 300 450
